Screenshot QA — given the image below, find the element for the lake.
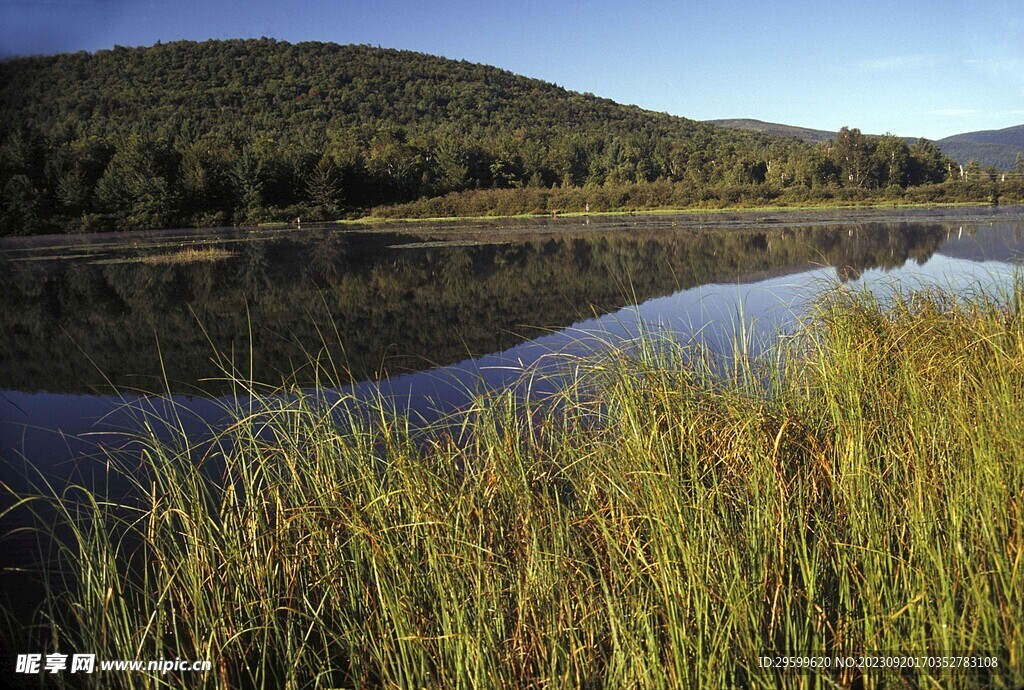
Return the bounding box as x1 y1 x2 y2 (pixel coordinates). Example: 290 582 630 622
2 205 1024 652
2 206 1024 488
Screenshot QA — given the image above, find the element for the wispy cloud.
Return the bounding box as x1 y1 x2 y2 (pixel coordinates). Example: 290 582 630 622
856 54 944 72
965 57 1024 72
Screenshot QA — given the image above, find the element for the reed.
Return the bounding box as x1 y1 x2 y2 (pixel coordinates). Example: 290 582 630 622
8 280 1024 688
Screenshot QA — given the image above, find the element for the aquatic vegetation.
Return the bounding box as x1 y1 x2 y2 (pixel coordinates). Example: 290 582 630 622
139 247 237 265
7 281 1024 688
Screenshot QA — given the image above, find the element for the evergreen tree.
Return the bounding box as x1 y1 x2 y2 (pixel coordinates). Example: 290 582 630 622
95 136 178 229
0 174 38 235
305 154 341 218
230 145 266 222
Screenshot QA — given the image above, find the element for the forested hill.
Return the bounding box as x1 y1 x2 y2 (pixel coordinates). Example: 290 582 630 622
936 126 1024 171
1 39 716 143
0 39 961 234
707 119 837 144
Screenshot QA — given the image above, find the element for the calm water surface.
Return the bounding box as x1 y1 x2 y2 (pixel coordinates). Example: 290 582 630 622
3 207 1024 486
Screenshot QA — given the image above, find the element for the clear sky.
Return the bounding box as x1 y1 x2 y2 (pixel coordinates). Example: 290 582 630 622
2 0 1022 140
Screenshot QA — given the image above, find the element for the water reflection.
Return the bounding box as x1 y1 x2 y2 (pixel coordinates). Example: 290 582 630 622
2 215 993 394
2 209 1024 477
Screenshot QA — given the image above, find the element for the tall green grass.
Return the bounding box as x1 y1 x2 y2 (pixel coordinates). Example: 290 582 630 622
8 281 1024 688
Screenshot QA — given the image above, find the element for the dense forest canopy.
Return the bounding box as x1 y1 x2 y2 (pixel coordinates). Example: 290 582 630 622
0 39 996 235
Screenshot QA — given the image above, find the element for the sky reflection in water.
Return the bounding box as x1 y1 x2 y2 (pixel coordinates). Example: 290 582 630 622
2 213 1023 482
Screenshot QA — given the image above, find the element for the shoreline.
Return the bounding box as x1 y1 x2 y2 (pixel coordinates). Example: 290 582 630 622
338 200 1015 227
3 203 1023 252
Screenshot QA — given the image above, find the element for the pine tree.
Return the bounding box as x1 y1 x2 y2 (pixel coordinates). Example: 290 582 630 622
305 155 341 218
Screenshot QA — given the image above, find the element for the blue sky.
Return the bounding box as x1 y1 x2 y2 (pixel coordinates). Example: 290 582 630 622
1 0 1022 140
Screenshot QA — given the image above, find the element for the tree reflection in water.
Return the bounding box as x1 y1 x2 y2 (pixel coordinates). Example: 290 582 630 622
0 218 968 395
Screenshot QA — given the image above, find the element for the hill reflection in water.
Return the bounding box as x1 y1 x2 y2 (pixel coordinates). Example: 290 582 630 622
3 214 990 396
2 212 1024 477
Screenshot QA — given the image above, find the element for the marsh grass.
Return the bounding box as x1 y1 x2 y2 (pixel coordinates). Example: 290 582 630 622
140 247 237 265
7 281 1024 688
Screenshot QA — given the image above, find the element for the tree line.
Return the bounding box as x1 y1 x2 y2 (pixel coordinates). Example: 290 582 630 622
0 39 999 235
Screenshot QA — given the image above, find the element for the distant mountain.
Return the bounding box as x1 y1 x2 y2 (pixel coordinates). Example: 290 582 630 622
708 118 920 146
706 119 836 143
710 119 1024 170
935 125 1024 170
